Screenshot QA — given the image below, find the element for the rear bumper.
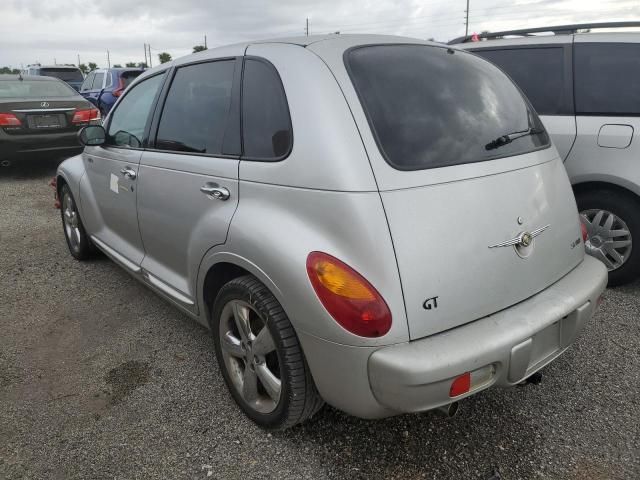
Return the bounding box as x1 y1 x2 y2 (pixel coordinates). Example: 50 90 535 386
301 255 607 418
0 129 82 159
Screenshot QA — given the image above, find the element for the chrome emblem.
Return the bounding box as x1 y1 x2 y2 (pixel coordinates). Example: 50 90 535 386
488 224 550 249
40 101 50 108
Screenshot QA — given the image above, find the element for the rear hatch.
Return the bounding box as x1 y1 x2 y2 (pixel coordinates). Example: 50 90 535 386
344 44 585 340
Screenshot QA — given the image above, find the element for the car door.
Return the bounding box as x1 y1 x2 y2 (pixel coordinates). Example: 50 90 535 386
136 57 241 309
80 71 167 271
471 43 577 160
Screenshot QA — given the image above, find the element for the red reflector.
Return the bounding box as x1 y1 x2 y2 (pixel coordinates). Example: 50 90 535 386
580 221 589 242
0 113 21 126
72 108 101 124
306 252 392 338
450 372 471 397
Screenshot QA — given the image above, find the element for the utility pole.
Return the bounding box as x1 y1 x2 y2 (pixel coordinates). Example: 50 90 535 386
77 54 81 67
54 57 57 65
465 0 470 36
106 50 111 68
147 44 152 67
305 17 309 36
144 43 148 66
204 35 208 48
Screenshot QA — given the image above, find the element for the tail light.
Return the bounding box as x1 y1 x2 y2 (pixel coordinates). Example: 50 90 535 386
72 108 101 124
306 252 391 338
0 113 21 126
580 220 589 243
113 77 126 97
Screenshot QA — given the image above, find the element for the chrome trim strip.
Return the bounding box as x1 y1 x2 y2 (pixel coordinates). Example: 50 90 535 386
489 224 550 249
12 108 76 113
143 271 195 306
90 236 142 273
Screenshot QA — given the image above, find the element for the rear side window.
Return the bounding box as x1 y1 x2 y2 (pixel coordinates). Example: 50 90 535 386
241 58 292 159
472 47 570 115
574 43 640 115
92 72 105 90
155 60 235 155
345 45 549 171
121 71 142 88
81 73 94 92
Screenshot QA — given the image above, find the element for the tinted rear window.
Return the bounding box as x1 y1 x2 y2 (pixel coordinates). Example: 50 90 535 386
0 80 76 98
345 44 549 171
472 47 570 115
574 43 640 115
121 71 142 88
40 68 83 82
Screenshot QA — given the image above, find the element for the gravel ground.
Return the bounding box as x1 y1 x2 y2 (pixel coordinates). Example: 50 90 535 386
1 158 639 480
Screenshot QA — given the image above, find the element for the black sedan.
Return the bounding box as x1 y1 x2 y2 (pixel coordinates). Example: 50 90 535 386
0 75 100 167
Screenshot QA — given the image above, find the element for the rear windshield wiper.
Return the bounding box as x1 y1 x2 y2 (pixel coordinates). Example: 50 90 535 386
485 127 545 151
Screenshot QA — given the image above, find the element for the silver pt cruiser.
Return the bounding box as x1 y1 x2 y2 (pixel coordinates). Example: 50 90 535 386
56 35 608 430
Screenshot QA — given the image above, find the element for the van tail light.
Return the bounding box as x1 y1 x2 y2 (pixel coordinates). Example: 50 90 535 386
72 108 101 124
306 252 392 338
0 113 21 126
113 78 126 97
580 219 589 242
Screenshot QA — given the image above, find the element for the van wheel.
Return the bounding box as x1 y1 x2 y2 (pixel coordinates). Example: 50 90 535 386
60 184 95 260
211 275 324 430
577 189 640 286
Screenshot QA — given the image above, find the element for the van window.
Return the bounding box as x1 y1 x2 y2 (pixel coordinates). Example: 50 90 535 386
472 47 570 115
91 72 105 90
155 60 235 155
346 45 549 171
574 43 640 115
106 73 165 148
241 58 292 159
81 73 94 92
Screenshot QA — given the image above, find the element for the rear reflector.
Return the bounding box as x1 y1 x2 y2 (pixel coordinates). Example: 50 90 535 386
450 365 496 397
72 108 101 124
306 251 392 338
0 113 21 126
449 372 471 397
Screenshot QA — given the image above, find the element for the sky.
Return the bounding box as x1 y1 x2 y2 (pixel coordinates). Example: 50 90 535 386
1 0 638 69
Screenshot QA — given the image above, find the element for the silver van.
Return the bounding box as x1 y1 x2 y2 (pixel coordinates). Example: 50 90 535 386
56 35 607 430
454 22 640 285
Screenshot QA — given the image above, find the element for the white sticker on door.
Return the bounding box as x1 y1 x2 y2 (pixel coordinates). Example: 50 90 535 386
110 173 119 194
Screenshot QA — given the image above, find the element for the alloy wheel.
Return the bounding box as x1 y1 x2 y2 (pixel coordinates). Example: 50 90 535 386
62 191 82 252
581 209 633 271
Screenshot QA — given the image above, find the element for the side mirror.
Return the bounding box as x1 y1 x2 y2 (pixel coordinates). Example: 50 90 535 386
78 125 106 146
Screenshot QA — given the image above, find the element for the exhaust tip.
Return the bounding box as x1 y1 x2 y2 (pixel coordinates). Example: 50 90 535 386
435 401 459 418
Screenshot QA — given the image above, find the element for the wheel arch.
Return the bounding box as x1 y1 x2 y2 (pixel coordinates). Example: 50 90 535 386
572 178 640 202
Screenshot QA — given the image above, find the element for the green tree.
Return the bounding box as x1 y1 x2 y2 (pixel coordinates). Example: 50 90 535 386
137 62 148 69
193 45 207 53
78 63 89 74
113 64 122 68
158 52 172 64
125 62 137 67
88 62 98 72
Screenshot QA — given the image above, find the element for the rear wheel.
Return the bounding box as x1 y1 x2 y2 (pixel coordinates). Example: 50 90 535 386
577 189 640 286
211 275 323 430
60 184 95 260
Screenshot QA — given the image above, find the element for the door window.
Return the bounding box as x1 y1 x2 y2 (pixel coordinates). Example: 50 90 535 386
472 47 570 115
80 73 94 92
91 72 105 90
106 73 166 148
241 58 292 160
574 43 640 115
155 60 236 155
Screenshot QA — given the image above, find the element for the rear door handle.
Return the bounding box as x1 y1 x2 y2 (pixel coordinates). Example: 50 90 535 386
120 167 137 180
200 183 230 201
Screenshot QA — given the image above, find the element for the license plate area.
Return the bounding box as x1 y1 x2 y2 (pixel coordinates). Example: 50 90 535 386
527 319 562 374
27 114 66 129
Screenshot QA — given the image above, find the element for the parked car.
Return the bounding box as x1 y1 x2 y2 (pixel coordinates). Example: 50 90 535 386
56 35 607 430
24 64 84 91
452 21 640 286
80 68 144 115
0 75 100 167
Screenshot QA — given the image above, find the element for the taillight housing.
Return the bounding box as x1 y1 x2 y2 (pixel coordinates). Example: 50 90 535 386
0 113 21 127
72 108 101 124
580 219 589 243
113 77 126 97
306 251 392 338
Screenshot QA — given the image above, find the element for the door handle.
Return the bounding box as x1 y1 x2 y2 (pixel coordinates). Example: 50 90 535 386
120 167 137 180
200 183 230 201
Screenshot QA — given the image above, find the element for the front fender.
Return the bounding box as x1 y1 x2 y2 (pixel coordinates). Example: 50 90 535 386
57 153 86 214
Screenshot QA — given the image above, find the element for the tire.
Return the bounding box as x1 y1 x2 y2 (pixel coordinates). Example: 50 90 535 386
211 275 324 430
60 183 95 261
576 189 640 286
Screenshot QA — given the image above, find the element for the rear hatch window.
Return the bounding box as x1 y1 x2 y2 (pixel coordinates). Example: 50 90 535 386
121 71 143 88
40 68 84 83
345 44 549 170
0 80 76 98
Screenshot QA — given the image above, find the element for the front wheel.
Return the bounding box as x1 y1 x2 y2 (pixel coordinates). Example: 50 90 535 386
577 189 640 286
211 275 323 430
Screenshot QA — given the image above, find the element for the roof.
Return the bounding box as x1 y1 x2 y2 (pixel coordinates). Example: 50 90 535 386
0 74 59 81
35 65 82 70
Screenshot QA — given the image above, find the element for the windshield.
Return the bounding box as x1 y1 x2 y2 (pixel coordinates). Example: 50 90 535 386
345 44 549 171
0 80 77 98
40 68 84 82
